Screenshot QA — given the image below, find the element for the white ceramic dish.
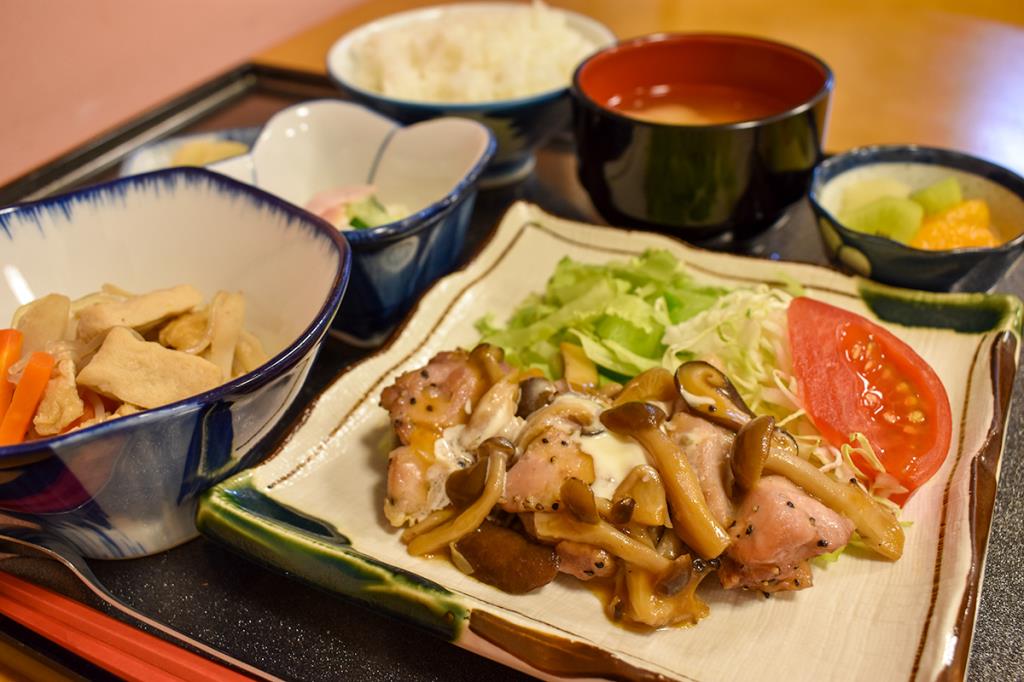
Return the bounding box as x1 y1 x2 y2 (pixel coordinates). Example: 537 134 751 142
200 202 1021 681
209 99 492 218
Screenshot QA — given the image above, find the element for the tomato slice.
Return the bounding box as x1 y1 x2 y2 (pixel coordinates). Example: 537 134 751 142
787 297 952 502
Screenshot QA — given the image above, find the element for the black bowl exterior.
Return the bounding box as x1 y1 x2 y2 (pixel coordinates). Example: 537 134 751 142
572 91 829 239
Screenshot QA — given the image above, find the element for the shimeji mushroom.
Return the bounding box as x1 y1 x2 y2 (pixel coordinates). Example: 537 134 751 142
680 362 904 560
514 394 602 450
613 367 677 406
600 402 732 559
531 510 679 577
674 361 754 431
611 465 668 526
516 376 558 418
407 438 513 556
451 522 559 594
560 477 600 524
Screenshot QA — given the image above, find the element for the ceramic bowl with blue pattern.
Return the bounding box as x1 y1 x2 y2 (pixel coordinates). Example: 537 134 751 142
810 146 1024 291
206 99 495 340
0 168 350 559
325 3 614 187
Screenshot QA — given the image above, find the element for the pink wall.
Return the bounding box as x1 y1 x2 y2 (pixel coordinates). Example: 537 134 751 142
0 0 358 186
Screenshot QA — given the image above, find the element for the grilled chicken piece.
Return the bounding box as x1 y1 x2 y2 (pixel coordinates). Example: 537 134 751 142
459 379 521 451
384 446 437 527
665 412 736 527
380 350 488 447
501 426 595 513
380 350 496 525
720 475 854 592
555 541 616 580
76 285 203 341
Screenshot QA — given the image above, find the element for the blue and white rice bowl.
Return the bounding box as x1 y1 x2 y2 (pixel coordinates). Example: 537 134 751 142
0 168 350 559
325 3 614 186
207 99 496 339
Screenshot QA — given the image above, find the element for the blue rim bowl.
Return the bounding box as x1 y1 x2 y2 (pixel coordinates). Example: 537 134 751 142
325 3 615 186
203 99 497 340
0 168 351 558
809 145 1024 292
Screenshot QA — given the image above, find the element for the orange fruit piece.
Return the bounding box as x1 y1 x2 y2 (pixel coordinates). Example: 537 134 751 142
909 199 1001 250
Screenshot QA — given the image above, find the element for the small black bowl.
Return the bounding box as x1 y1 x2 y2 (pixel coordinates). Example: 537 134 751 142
571 33 833 240
809 145 1024 292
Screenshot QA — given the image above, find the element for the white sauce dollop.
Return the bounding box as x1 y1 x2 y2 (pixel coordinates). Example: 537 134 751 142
580 431 651 499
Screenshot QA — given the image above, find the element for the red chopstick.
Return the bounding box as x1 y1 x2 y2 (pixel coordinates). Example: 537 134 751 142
0 572 254 681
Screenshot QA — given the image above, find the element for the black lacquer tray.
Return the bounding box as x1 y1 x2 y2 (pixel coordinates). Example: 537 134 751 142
0 65 1021 682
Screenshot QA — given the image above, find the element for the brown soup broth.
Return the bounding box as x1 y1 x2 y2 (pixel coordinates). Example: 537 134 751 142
609 83 790 125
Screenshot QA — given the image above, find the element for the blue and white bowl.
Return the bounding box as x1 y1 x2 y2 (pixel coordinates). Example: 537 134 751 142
119 127 260 177
0 168 350 559
325 3 614 186
207 99 496 339
810 145 1024 291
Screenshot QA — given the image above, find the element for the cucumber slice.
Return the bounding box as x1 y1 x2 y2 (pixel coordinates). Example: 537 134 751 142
839 196 924 244
910 177 962 216
841 178 912 213
347 196 391 228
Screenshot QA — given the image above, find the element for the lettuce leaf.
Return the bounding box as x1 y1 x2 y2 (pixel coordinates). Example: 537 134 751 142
477 250 728 378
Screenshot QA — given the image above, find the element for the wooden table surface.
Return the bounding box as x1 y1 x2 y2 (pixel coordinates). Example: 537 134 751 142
255 0 1024 176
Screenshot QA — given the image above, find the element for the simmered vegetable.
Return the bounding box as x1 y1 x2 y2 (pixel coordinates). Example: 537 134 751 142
0 285 269 446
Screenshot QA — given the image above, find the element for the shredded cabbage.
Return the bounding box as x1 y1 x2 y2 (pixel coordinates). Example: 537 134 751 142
660 285 901 508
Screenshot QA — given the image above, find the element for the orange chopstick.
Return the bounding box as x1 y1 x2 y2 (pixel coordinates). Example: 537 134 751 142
0 572 254 682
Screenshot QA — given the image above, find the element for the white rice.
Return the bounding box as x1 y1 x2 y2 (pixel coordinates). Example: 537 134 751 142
349 2 598 103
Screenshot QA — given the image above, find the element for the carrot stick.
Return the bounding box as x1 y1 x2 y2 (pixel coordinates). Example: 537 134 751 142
0 352 54 446
0 329 23 421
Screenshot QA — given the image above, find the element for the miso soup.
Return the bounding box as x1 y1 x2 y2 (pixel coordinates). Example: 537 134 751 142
610 83 790 125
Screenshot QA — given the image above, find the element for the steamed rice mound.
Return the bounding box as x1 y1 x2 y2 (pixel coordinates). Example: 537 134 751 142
349 2 598 103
